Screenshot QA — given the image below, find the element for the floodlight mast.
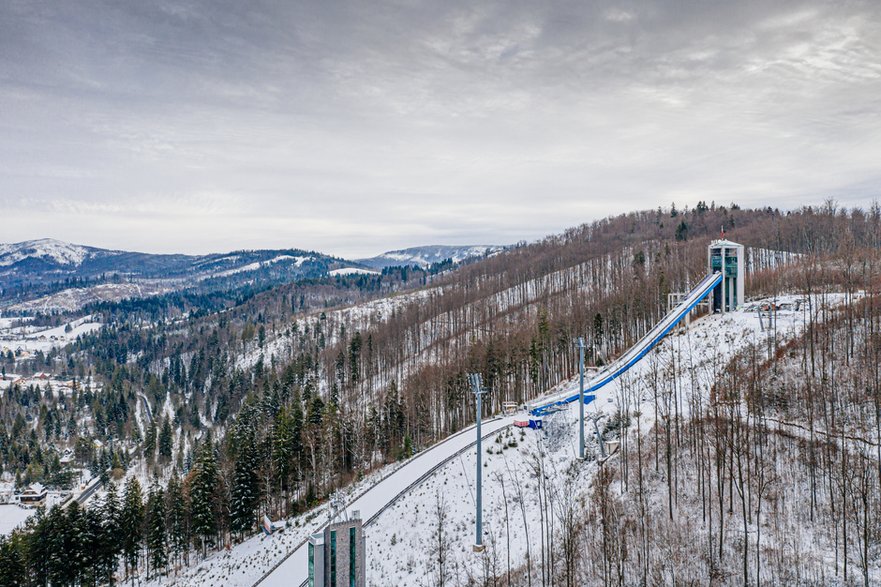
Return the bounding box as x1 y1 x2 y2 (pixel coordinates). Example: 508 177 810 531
468 373 489 552
576 337 586 460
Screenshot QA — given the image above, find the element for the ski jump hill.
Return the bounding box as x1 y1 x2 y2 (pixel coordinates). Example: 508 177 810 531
257 270 723 586
529 270 723 416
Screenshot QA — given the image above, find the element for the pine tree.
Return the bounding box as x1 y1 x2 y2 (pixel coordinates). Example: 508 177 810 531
166 475 190 570
121 477 145 584
190 442 220 556
83 506 104 586
146 486 168 578
159 416 173 460
0 535 26 587
230 432 259 537
44 505 68 585
271 407 292 496
64 501 88 585
101 482 123 585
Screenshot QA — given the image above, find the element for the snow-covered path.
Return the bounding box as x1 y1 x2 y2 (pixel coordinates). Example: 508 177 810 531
257 415 514 587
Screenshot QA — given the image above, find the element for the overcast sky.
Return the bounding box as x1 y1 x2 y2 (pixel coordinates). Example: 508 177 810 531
1 0 880 257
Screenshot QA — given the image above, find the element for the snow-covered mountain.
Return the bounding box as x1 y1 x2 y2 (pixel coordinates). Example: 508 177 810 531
0 238 352 310
0 238 103 268
0 239 507 312
357 244 506 270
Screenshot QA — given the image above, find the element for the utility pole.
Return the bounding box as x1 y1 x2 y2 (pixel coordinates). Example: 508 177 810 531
575 337 585 460
468 373 489 553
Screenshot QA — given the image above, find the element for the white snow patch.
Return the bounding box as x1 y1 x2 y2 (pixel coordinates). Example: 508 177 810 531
329 267 379 276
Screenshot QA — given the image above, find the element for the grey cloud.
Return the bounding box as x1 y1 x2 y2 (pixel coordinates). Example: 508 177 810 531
1 0 880 257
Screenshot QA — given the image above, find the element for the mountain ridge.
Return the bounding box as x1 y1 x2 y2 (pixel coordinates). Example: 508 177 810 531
0 238 504 311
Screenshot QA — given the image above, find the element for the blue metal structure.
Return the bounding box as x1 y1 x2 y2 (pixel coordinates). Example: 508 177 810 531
530 272 723 417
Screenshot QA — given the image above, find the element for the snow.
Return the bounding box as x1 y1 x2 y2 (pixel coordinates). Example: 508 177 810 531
362 292 856 584
206 256 312 279
0 238 91 267
259 417 513 587
0 505 32 536
8 281 172 313
0 315 103 353
234 286 440 371
328 267 379 276
144 290 857 585
361 245 505 269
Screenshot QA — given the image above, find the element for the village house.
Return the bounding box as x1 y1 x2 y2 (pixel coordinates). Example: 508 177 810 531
18 483 48 508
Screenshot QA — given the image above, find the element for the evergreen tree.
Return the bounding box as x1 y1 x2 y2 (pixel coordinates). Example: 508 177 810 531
166 474 190 569
26 508 50 585
101 482 123 585
146 486 168 578
230 431 259 537
121 477 145 583
159 416 173 460
190 442 220 556
44 505 68 585
83 506 104 586
271 407 292 495
0 535 26 587
144 420 157 460
675 219 689 241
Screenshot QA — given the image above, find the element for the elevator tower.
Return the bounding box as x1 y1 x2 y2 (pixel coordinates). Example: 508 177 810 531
708 239 744 313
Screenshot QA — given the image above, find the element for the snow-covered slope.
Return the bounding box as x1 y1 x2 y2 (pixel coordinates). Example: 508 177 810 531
0 238 100 267
357 245 506 270
156 293 851 587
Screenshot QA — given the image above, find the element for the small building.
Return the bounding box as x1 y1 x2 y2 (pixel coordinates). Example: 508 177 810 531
309 512 366 587
59 448 75 466
19 483 48 508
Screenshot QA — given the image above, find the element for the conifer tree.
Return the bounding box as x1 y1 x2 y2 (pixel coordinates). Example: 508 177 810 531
0 535 26 587
190 442 220 556
144 420 157 461
121 477 145 583
271 407 292 497
166 475 190 569
101 482 123 585
230 431 259 537
146 486 168 578
64 501 88 585
159 416 173 459
44 505 67 585
83 506 104 586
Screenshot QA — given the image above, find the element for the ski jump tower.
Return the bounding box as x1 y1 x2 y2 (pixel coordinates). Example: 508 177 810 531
707 239 744 313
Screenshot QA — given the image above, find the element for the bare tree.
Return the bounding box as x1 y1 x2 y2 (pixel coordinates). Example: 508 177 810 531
430 488 451 587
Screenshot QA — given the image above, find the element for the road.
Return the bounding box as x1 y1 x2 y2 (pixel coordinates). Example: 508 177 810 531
255 415 513 587
74 476 103 505
138 393 153 425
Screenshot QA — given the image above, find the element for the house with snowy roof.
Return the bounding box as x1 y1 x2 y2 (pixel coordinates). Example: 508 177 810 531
18 483 48 508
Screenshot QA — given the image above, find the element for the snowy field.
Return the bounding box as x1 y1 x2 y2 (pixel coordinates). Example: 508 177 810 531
0 505 34 537
0 314 103 354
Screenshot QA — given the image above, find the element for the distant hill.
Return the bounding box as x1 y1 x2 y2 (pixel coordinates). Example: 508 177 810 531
0 238 351 311
357 244 506 270
0 239 505 313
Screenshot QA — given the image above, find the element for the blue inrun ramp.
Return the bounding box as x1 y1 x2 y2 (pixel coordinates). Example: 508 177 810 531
530 272 723 416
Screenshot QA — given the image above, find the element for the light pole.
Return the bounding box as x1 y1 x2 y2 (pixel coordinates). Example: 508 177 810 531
468 373 489 552
575 337 585 460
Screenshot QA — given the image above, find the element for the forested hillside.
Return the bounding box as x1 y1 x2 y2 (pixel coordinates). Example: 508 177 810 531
1 201 879 586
